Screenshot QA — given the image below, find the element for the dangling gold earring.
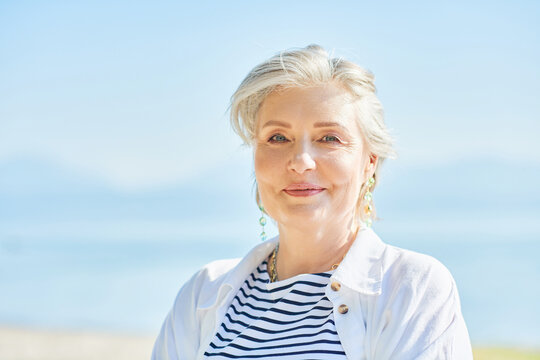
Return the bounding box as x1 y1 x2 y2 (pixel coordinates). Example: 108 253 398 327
363 176 375 228
259 204 267 241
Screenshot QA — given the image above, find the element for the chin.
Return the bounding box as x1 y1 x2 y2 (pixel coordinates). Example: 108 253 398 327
276 204 330 223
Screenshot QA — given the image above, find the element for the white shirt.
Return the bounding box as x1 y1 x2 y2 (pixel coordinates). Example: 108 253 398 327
152 227 473 360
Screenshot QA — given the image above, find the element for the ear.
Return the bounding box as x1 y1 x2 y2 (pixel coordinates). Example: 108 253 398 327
364 154 378 177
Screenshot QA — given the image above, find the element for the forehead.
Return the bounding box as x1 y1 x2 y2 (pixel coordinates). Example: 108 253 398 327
257 83 358 127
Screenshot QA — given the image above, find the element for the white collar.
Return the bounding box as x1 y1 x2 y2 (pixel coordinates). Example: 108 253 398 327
198 227 386 310
332 227 385 295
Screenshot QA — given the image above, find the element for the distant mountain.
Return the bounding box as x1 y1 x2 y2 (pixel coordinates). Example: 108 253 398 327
0 156 255 222
0 157 113 196
376 158 540 216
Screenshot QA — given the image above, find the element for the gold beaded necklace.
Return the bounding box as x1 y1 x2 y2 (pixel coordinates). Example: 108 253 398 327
268 244 279 283
268 244 343 283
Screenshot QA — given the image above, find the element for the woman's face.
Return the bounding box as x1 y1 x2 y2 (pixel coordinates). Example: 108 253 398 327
254 83 375 230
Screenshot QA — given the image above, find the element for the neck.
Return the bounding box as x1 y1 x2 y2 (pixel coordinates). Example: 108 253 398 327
273 216 359 281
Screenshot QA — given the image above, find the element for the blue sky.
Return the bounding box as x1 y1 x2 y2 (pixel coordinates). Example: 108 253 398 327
1 1 539 342
1 0 539 190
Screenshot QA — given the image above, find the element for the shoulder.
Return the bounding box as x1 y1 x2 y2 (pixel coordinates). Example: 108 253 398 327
196 258 242 282
170 238 277 311
383 245 453 284
381 244 456 297
174 257 242 309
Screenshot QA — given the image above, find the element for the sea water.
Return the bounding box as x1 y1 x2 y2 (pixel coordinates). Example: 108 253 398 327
0 219 538 348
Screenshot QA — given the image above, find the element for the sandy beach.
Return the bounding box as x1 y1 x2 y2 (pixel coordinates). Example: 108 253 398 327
0 327 155 360
2 326 539 360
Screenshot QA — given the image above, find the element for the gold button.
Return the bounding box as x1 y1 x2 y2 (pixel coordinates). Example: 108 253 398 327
330 281 341 291
338 304 349 314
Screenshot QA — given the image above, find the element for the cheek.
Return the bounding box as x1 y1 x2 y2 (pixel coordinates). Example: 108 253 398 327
254 148 284 214
323 152 364 181
254 147 282 186
321 152 366 200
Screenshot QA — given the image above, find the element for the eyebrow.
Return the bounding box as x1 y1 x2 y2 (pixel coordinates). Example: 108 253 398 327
261 120 291 129
260 120 346 129
313 121 345 129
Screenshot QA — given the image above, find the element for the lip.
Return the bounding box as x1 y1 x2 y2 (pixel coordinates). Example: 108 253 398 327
283 183 325 197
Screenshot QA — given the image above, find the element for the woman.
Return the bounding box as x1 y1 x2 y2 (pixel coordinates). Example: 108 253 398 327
152 45 473 359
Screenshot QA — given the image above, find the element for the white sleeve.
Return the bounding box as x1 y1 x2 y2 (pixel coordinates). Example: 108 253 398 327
370 254 473 360
407 280 473 360
151 272 202 360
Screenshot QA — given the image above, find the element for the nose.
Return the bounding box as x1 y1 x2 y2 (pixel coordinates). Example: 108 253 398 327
287 140 316 174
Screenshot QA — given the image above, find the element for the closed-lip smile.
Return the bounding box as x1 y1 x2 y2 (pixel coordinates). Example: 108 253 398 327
283 183 325 197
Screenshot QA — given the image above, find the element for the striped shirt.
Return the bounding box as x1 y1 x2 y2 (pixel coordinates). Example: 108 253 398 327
203 259 346 359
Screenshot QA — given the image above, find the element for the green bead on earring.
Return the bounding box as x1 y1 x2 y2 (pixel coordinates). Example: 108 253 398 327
259 205 267 241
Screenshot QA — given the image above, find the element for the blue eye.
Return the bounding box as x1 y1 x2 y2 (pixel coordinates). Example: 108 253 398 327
269 134 288 142
322 135 340 142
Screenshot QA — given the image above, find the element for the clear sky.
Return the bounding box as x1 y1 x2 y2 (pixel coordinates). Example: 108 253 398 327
1 0 539 190
1 1 539 343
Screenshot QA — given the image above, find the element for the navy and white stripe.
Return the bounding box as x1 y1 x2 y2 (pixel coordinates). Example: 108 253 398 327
203 260 346 359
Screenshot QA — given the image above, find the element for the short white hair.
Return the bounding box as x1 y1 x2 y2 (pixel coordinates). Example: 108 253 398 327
230 44 397 223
